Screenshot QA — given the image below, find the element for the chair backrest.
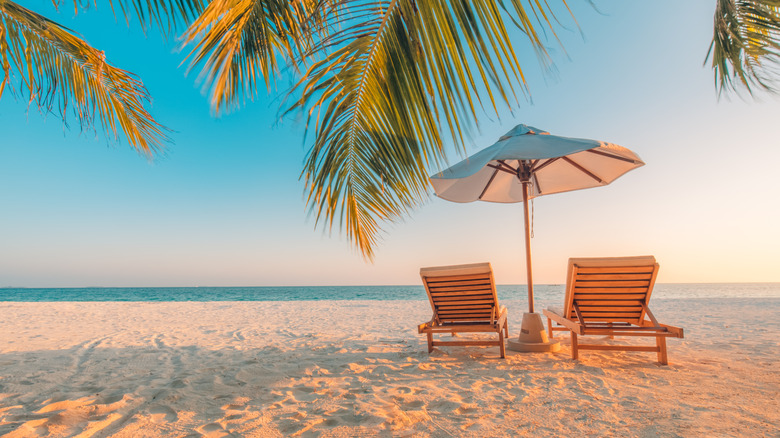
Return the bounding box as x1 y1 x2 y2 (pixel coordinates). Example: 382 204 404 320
420 262 499 325
563 256 659 325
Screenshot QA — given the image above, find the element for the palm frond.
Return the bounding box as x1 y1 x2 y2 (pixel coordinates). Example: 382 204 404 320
0 0 169 155
180 0 322 113
57 0 205 37
286 0 569 259
708 0 780 95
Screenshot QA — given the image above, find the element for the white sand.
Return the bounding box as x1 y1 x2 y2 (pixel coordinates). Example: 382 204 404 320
0 298 778 437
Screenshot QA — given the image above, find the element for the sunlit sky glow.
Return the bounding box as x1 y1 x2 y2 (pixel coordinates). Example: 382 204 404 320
2 1 779 287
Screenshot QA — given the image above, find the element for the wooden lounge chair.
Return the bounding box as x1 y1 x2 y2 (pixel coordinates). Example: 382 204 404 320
542 256 683 364
418 263 509 358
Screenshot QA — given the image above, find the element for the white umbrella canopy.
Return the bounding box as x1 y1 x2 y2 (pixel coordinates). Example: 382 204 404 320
429 124 645 315
431 124 644 203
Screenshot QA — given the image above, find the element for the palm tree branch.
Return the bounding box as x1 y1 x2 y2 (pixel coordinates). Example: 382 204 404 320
1 0 169 155
54 0 205 37
180 0 323 113
708 0 780 95
285 0 569 259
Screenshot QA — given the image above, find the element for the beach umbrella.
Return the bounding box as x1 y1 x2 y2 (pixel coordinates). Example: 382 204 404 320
429 124 644 351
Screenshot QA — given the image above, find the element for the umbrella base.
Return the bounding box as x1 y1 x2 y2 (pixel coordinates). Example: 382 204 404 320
507 312 560 353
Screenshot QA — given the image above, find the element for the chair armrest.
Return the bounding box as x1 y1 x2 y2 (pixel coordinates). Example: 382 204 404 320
660 323 684 338
418 319 435 334
542 308 584 335
496 306 508 326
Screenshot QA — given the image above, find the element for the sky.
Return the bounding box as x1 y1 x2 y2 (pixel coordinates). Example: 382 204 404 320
1 1 779 287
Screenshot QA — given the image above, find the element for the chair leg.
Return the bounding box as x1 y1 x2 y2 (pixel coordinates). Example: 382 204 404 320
499 329 506 359
427 332 433 353
657 336 668 365
547 317 553 339
571 332 579 360
504 320 509 338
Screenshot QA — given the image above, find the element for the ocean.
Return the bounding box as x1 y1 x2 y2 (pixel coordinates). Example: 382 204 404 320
0 283 778 302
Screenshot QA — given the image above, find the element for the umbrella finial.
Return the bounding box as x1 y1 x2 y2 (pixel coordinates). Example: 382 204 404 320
499 124 549 141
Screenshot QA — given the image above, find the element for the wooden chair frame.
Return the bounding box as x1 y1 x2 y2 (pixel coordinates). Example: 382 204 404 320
418 263 509 358
542 256 683 364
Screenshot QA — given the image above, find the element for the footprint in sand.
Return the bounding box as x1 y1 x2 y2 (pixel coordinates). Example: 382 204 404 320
170 378 188 389
427 399 461 414
454 403 479 415
291 387 319 402
341 362 368 375
394 386 412 394
148 404 178 423
220 399 252 421
93 393 126 406
197 421 231 437
392 396 424 409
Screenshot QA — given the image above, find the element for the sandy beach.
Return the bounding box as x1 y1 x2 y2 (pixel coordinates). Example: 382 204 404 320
0 298 778 437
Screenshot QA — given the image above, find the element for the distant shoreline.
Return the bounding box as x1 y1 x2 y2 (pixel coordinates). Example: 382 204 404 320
1 283 779 301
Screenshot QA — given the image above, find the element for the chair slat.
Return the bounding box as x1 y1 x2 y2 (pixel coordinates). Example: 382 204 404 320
425 274 492 283
574 287 648 293
575 273 653 281
578 304 643 310
429 286 493 295
438 308 493 315
437 304 493 310
580 312 642 318
427 277 491 285
440 316 495 321
427 283 492 291
579 317 648 323
575 300 644 306
576 266 655 274
574 280 650 287
439 316 493 322
433 294 494 302
434 299 495 306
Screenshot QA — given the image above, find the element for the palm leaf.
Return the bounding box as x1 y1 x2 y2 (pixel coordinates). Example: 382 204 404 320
708 0 780 95
285 0 568 259
180 0 322 113
60 0 205 37
0 0 169 155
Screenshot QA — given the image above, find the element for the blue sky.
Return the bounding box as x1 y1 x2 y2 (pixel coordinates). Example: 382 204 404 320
1 1 779 287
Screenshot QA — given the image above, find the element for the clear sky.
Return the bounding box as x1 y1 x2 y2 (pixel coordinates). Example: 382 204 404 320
2 1 779 287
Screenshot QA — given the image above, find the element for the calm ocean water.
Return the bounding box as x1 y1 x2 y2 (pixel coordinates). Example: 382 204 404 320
0 283 778 302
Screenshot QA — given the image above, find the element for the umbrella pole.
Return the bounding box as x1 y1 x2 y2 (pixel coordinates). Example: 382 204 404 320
507 178 559 353
522 181 534 314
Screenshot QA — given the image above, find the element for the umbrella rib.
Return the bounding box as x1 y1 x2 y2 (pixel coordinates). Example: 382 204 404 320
532 173 542 194
586 148 640 164
478 168 500 200
531 158 558 173
496 160 519 173
562 156 604 183
487 161 517 175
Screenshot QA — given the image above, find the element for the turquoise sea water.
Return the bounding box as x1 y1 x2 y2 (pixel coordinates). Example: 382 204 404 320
0 283 778 302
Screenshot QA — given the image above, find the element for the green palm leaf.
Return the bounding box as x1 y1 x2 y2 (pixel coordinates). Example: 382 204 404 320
107 0 204 36
58 0 204 37
285 0 567 259
0 0 169 155
708 0 780 95
180 0 321 113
